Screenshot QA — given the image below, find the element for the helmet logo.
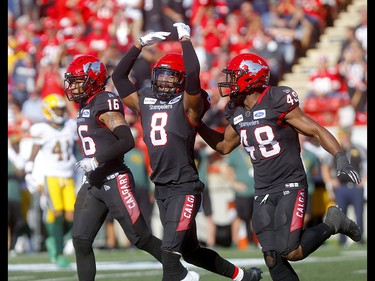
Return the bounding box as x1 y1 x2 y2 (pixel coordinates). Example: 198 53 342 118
83 61 101 74
240 60 268 73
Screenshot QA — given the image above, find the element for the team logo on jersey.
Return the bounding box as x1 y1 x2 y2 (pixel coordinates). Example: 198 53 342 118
233 114 243 125
253 109 266 120
82 109 90 117
144 97 157 104
168 95 182 104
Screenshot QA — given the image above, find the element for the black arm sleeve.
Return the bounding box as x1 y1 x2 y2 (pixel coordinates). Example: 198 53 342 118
181 40 201 95
95 125 135 164
112 45 141 99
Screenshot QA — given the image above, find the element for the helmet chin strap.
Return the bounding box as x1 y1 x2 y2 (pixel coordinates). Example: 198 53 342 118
245 74 264 92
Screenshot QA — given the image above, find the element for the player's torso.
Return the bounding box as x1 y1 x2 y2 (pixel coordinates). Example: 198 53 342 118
77 92 124 158
76 91 128 180
30 120 77 177
229 86 307 193
138 88 199 184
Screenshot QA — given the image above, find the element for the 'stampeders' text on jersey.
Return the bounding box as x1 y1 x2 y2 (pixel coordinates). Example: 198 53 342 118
76 91 128 180
225 86 307 195
29 119 77 177
138 88 199 185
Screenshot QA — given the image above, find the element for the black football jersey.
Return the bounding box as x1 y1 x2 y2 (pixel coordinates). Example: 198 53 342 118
138 88 200 185
77 91 128 183
225 86 307 195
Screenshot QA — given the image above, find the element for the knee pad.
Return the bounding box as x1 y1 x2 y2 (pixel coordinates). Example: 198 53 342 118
264 250 299 280
72 238 92 254
264 250 277 268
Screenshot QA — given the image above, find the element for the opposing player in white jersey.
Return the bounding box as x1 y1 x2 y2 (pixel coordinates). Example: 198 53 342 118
25 93 77 268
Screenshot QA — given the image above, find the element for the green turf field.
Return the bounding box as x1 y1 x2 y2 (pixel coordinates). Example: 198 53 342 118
8 239 366 281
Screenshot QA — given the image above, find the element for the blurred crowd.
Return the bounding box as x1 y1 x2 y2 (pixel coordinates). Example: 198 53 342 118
8 0 367 256
8 0 367 131
302 3 367 127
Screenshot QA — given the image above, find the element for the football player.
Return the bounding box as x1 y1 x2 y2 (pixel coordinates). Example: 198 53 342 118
197 53 362 281
64 54 199 281
25 93 77 268
112 23 262 281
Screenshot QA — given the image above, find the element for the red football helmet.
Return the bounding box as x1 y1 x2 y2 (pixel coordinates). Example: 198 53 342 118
218 53 270 98
64 55 109 103
151 53 186 101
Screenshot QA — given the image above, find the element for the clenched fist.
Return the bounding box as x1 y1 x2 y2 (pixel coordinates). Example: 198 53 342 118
173 22 191 40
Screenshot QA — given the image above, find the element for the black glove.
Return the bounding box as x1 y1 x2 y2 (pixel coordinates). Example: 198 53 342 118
335 151 361 184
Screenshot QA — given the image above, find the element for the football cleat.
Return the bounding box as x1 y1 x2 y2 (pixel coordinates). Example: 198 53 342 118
324 205 361 242
242 267 263 281
181 270 200 281
63 238 75 255
45 236 57 263
56 255 71 268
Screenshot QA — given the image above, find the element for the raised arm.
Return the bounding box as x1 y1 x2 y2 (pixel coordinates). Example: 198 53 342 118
112 31 170 113
174 23 206 125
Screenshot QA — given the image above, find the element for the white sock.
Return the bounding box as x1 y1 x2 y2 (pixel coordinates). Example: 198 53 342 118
232 267 244 281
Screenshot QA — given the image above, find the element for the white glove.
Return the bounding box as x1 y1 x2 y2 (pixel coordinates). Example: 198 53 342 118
74 157 99 173
173 22 191 40
139 31 171 47
24 161 34 174
25 173 39 193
